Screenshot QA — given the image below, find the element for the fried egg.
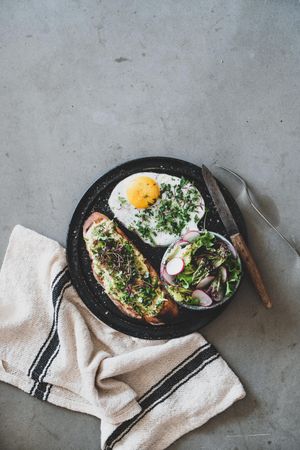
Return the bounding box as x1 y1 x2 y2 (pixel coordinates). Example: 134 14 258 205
108 172 205 247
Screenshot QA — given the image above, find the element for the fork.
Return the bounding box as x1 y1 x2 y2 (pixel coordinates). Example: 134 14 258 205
216 166 300 258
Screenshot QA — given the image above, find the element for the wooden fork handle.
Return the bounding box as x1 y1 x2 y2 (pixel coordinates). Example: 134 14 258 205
231 233 272 309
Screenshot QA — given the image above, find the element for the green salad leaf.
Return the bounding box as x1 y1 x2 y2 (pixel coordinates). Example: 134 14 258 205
191 231 215 250
225 256 241 296
164 230 242 306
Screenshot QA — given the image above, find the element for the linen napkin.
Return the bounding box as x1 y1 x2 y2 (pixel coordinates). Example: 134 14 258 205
0 225 245 450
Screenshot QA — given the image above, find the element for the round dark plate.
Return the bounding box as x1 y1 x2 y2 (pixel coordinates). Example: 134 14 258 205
67 157 246 339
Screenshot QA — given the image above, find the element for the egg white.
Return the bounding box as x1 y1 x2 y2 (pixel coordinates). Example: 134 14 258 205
108 172 205 247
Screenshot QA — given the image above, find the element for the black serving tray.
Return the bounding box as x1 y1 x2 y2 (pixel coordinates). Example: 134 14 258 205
67 157 246 339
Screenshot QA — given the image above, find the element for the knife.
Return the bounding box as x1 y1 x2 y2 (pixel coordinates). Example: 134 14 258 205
202 165 272 309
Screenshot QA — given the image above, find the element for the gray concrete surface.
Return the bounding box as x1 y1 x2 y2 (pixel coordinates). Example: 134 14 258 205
0 0 300 449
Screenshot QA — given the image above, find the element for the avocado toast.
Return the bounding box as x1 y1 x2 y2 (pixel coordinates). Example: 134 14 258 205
83 212 179 324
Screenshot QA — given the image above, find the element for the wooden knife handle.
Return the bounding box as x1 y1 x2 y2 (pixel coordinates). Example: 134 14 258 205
231 233 272 309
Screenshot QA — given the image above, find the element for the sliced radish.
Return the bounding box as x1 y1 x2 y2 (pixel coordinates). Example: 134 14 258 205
162 267 175 285
177 239 190 246
192 290 213 307
166 257 185 276
196 275 215 289
220 266 227 283
182 230 200 242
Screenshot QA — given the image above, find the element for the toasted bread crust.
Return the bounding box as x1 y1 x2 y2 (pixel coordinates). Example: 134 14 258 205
83 212 178 324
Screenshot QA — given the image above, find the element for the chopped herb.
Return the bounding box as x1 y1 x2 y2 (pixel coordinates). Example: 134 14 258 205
117 195 127 206
134 177 203 241
87 220 164 315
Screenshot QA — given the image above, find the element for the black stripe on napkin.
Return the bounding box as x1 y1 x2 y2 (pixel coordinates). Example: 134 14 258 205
27 268 69 378
105 343 219 450
138 342 210 403
30 379 47 399
30 379 53 401
27 268 70 402
44 383 53 401
31 281 70 382
51 265 68 288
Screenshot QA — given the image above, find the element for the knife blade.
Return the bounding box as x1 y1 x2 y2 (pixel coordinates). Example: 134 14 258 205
202 165 240 236
202 164 272 309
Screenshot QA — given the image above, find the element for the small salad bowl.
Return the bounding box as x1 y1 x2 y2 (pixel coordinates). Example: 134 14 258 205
160 229 242 310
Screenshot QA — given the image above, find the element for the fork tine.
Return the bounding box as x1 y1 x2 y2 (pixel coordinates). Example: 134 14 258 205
216 166 300 258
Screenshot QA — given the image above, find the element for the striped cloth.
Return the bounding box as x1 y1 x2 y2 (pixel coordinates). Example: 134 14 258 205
0 225 245 450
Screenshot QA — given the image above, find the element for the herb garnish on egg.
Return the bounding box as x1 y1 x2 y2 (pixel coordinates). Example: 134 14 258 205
134 178 201 239
108 172 205 246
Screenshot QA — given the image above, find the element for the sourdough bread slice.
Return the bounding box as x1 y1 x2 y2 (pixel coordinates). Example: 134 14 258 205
83 212 178 325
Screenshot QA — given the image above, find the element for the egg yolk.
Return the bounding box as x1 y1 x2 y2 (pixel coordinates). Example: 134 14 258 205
127 176 160 209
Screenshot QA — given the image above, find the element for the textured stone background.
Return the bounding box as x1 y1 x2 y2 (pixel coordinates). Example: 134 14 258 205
0 1 299 449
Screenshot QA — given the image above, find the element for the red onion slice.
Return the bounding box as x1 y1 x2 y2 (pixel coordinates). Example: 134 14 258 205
162 267 175 285
182 230 200 242
196 275 215 289
220 266 227 283
192 290 213 307
177 239 190 246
